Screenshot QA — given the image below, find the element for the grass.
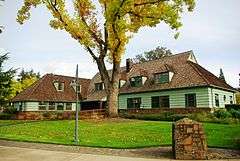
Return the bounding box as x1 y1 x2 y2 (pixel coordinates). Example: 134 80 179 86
0 119 239 149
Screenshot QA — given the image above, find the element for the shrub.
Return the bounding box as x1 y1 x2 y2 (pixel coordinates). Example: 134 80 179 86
214 109 232 119
188 112 217 123
225 104 240 111
3 106 18 114
119 112 187 121
229 109 240 119
0 113 14 120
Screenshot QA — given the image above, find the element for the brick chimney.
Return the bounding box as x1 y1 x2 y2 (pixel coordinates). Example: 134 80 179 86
126 58 132 73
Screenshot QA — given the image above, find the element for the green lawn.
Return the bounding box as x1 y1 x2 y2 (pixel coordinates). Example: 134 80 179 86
0 119 239 149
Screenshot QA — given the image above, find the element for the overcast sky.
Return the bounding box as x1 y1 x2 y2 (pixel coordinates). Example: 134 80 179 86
0 0 239 87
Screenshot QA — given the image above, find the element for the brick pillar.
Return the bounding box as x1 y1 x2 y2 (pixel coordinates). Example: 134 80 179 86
172 118 207 160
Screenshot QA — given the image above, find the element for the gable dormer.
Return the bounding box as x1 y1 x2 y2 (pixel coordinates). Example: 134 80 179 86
154 71 174 84
70 80 81 93
53 81 64 92
119 79 126 88
187 52 197 64
130 76 147 87
95 82 104 91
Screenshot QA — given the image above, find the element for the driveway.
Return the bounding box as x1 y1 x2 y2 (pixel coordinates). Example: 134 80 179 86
0 146 168 161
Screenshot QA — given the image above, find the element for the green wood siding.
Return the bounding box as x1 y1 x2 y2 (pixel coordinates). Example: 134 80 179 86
208 88 235 108
118 87 210 109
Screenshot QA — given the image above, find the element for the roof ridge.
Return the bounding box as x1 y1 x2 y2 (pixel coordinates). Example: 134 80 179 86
131 50 193 66
46 73 91 80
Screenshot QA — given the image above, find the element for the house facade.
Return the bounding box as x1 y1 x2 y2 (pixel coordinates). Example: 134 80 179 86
12 51 236 112
86 51 236 110
11 74 91 111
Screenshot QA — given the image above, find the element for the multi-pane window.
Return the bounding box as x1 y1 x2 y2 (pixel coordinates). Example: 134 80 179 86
127 98 141 109
57 103 64 110
151 96 170 108
95 82 104 91
185 94 197 107
66 103 72 110
223 95 226 102
48 102 55 110
230 96 233 104
154 72 169 84
58 82 64 91
215 94 219 107
130 76 142 87
54 82 64 91
38 102 47 110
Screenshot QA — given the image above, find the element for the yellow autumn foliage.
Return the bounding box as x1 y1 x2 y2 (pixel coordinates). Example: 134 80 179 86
17 0 195 63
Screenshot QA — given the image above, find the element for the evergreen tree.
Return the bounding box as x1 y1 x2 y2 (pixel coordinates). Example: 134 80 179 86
0 53 16 107
219 68 226 82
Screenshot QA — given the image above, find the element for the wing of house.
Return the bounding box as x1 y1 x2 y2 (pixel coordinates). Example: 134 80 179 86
11 74 91 111
85 51 236 109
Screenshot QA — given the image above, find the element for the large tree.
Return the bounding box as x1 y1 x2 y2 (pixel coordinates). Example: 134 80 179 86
133 46 172 63
17 0 195 117
0 53 16 107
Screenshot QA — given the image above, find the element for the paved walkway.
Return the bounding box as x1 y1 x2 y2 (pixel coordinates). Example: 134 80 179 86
0 146 170 161
0 140 239 161
1 145 240 161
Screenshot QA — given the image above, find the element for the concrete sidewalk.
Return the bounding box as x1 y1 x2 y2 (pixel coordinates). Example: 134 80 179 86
0 145 239 161
0 146 168 161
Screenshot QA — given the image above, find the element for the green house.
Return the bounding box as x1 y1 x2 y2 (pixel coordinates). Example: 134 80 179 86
86 51 236 110
12 51 237 112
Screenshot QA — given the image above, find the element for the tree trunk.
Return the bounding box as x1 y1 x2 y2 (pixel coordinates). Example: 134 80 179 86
96 58 121 117
107 85 119 117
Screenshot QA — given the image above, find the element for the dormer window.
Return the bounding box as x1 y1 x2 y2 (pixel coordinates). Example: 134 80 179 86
130 76 142 87
119 80 126 88
95 82 104 91
154 72 170 84
70 80 81 93
54 81 64 91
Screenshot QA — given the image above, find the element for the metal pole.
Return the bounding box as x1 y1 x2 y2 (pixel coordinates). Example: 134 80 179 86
75 64 79 143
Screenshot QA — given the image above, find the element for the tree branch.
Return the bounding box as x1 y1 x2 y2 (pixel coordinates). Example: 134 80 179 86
47 0 99 60
134 0 167 7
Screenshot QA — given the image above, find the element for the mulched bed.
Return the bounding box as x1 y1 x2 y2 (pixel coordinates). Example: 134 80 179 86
0 140 239 159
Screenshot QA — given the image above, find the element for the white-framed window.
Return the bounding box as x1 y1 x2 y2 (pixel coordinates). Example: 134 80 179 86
38 102 47 110
95 82 104 91
54 81 64 91
57 103 64 110
66 103 72 110
48 102 55 110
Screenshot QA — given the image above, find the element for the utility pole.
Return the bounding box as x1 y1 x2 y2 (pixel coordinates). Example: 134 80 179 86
75 64 79 144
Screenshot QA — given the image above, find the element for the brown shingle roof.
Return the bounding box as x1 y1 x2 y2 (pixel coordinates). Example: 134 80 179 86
11 74 91 102
86 51 236 100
